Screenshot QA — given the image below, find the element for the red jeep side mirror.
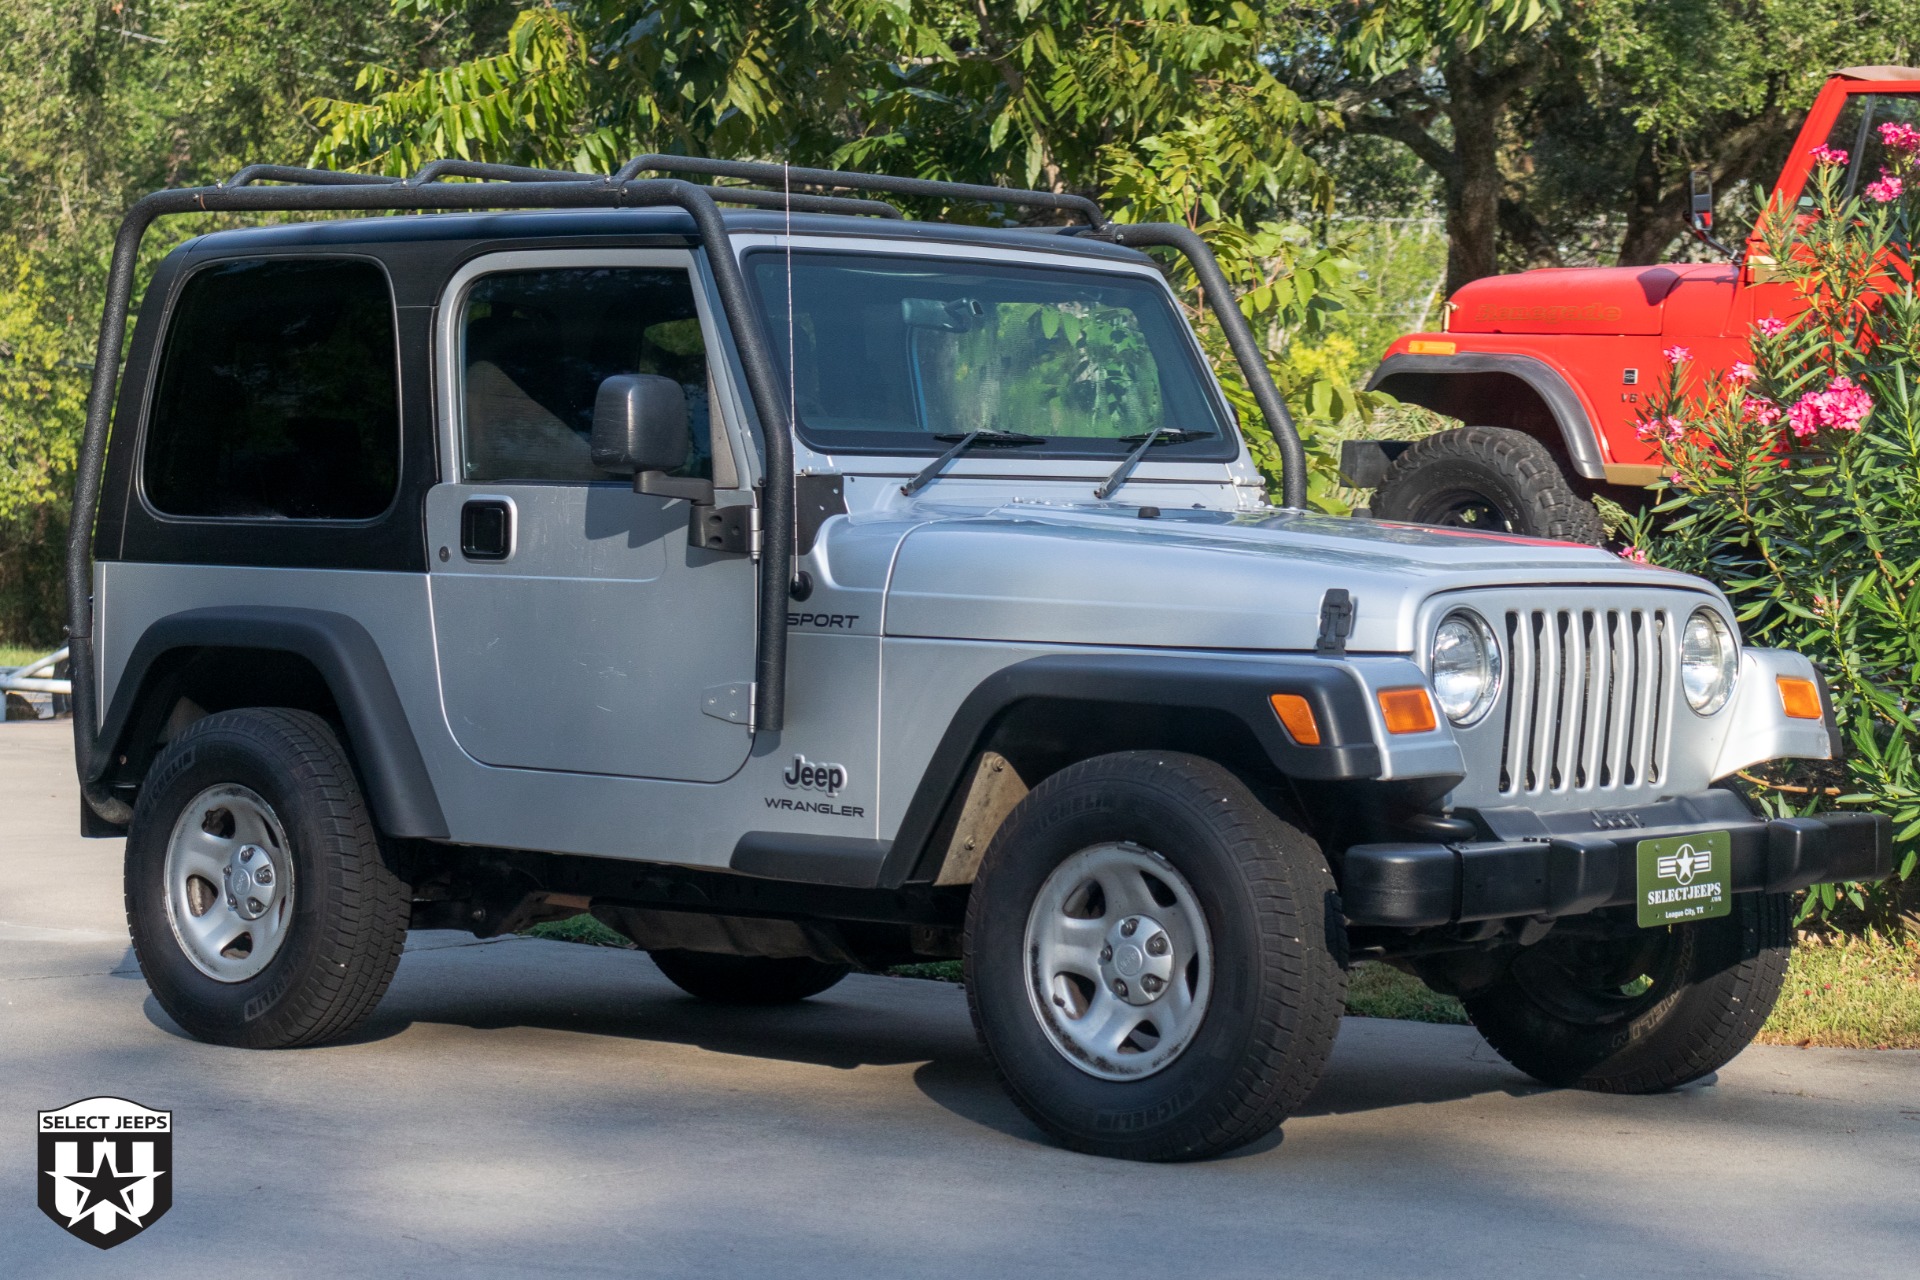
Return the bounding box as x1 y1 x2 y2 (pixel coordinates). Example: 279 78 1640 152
1687 169 1738 259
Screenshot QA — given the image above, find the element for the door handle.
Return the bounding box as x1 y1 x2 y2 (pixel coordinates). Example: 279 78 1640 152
459 497 514 561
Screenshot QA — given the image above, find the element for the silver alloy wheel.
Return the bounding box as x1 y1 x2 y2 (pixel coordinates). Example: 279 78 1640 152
162 783 296 983
1023 842 1212 1081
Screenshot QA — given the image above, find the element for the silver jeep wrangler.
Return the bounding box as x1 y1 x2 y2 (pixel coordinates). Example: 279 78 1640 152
66 159 1889 1161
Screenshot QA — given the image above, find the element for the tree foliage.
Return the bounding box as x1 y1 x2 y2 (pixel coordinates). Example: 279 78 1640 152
1286 0 1920 289
0 1 498 642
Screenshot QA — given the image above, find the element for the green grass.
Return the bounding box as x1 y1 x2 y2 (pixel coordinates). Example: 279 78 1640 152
891 960 963 982
1758 931 1920 1049
0 643 51 668
1344 962 1469 1024
522 915 633 948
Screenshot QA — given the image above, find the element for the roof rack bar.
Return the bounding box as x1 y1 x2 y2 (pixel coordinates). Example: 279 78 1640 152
224 165 400 188
698 185 903 218
230 160 903 217
405 159 603 186
613 155 1104 227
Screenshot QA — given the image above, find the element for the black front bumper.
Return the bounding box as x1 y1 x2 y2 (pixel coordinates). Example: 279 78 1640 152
1339 790 1893 928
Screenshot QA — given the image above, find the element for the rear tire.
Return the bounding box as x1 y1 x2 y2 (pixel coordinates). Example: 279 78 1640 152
648 950 849 1004
964 751 1346 1162
1462 894 1792 1092
1372 426 1606 545
125 709 410 1049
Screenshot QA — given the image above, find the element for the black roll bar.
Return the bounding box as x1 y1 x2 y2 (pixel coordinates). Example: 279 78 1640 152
65 159 1306 826
1105 224 1307 510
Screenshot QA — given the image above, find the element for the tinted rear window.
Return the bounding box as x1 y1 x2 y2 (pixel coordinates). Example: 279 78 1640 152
143 257 400 520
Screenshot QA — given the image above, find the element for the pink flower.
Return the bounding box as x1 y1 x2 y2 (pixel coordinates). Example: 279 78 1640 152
1743 397 1782 426
1727 361 1757 384
1756 316 1788 338
1619 546 1650 566
1786 375 1874 438
1865 169 1904 203
1663 345 1693 364
1879 121 1920 154
1810 145 1850 167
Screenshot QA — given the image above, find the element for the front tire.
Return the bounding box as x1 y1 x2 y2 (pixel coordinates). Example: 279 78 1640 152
1372 425 1606 544
126 709 410 1049
965 752 1347 1161
1461 894 1792 1092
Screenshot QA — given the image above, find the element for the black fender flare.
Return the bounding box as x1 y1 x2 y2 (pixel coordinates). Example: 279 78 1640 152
1366 352 1607 481
90 606 448 838
877 653 1387 887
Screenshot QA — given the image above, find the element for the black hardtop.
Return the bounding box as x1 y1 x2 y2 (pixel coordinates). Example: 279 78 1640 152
177 207 1155 268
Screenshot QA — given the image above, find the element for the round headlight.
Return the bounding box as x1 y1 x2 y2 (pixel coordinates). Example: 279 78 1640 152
1680 608 1738 715
1430 610 1502 725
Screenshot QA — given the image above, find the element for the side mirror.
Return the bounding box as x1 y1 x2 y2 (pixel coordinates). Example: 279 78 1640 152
1686 169 1737 260
590 374 690 476
1689 170 1715 232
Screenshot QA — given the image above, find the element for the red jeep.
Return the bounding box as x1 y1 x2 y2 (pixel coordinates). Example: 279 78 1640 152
1352 66 1920 542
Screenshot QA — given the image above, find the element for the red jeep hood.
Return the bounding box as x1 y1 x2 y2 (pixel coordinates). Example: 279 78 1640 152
1449 264 1727 336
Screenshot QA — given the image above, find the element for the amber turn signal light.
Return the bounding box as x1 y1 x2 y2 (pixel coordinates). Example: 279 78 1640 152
1777 676 1822 720
1407 339 1457 355
1269 693 1321 745
1378 687 1438 734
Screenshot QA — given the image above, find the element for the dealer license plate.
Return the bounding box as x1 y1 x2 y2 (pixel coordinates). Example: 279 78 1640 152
1636 831 1733 928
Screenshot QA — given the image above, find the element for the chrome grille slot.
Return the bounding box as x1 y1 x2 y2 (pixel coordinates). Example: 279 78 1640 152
1497 606 1672 798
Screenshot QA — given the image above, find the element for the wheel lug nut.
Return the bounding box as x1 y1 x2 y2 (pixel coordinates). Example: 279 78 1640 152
1141 974 1163 994
1120 917 1138 937
1146 933 1169 956
254 865 273 886
247 898 265 915
1112 978 1129 997
1099 944 1113 962
240 846 256 863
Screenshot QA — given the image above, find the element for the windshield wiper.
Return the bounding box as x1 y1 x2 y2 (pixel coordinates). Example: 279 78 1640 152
1094 428 1214 500
901 429 1047 495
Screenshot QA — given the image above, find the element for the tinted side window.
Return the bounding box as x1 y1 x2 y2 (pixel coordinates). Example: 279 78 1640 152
461 267 710 483
144 258 400 520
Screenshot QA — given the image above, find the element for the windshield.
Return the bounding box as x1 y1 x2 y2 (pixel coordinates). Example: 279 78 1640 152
747 250 1235 456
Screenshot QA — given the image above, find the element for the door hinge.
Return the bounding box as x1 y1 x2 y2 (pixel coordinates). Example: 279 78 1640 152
702 681 753 725
689 503 752 555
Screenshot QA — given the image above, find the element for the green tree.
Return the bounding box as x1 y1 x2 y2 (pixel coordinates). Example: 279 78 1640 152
1286 0 1920 291
0 1 500 642
308 1 1381 501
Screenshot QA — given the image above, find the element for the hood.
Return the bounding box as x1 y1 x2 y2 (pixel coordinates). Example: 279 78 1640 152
879 504 1715 653
1448 264 1730 336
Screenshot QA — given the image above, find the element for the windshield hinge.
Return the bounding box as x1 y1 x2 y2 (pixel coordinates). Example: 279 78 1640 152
1316 589 1354 657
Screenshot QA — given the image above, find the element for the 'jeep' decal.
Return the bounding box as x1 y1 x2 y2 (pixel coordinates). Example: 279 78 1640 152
783 754 847 796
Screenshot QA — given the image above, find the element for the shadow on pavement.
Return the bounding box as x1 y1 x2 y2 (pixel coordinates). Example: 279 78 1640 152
139 934 1553 1154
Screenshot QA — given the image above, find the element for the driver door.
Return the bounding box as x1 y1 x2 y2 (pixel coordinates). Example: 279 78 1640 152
426 250 757 782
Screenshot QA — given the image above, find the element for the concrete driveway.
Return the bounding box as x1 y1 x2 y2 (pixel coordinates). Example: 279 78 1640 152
2 718 1916 1279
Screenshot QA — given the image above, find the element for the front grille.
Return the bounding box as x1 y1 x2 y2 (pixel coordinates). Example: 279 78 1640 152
1496 607 1674 798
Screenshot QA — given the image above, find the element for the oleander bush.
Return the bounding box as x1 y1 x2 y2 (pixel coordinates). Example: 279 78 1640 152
1632 129 1920 929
